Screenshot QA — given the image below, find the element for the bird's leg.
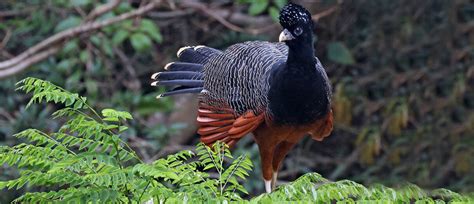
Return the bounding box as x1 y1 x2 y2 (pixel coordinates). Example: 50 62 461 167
271 171 278 190
253 126 281 193
257 144 276 193
271 141 296 190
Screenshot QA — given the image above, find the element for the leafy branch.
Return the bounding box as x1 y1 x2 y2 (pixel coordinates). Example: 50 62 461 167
0 77 472 203
0 0 162 79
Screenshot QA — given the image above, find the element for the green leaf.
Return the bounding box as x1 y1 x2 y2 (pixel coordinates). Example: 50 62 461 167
55 16 82 32
63 39 79 54
57 59 77 73
112 30 129 46
100 37 114 57
103 117 119 122
139 20 162 43
249 0 269 16
130 33 152 52
269 6 280 22
0 181 6 189
327 42 355 65
79 51 89 63
105 125 118 130
118 126 128 133
71 0 91 6
85 80 98 96
89 35 101 46
274 0 287 9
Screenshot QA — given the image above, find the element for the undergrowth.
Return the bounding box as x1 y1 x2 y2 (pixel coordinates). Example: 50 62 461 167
0 77 472 203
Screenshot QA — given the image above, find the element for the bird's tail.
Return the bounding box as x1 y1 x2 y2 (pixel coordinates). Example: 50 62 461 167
151 46 221 98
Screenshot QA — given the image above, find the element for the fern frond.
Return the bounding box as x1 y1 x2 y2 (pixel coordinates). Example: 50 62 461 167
431 188 468 202
53 132 135 162
133 163 180 181
58 113 140 162
75 152 120 167
52 107 77 118
0 144 72 171
5 78 471 203
13 187 124 203
14 129 68 151
84 166 132 188
222 154 252 194
16 77 86 109
3 170 84 190
101 108 133 122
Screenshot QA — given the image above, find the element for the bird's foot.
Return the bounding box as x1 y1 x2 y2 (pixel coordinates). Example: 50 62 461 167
264 179 272 193
271 172 278 190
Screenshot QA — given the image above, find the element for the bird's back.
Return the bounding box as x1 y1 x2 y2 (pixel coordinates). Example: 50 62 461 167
201 41 288 115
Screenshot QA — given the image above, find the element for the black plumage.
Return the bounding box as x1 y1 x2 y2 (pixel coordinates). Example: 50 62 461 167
151 3 334 193
151 2 331 125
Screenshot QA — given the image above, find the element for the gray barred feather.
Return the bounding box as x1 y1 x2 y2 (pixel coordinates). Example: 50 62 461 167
202 41 289 115
151 45 222 98
165 62 203 72
178 46 222 64
315 58 332 104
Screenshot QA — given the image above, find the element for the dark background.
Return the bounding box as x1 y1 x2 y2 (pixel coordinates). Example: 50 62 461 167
1 0 473 201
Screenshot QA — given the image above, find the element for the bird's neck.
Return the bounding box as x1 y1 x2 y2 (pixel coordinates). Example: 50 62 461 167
267 40 329 125
286 40 315 68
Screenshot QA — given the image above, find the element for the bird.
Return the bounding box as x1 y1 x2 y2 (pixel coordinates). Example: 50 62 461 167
151 3 333 193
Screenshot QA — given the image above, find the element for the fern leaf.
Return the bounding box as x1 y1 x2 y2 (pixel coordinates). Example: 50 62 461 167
14 187 124 203
14 129 67 151
16 77 86 110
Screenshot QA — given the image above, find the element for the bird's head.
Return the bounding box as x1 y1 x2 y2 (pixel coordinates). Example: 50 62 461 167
278 3 314 45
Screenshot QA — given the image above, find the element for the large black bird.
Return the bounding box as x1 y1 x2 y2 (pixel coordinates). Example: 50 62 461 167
152 3 333 193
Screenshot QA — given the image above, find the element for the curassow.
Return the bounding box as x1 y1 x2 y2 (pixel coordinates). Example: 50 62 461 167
151 3 333 193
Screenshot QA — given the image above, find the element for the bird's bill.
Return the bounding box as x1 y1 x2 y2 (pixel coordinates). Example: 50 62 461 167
279 29 295 42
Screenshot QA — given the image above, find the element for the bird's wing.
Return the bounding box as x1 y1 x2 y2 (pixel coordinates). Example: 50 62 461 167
197 41 287 146
197 102 264 147
315 57 332 103
202 41 288 115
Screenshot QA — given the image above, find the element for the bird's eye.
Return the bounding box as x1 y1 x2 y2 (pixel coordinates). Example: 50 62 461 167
294 27 303 36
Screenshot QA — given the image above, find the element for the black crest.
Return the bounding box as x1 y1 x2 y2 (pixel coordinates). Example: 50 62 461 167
279 3 312 28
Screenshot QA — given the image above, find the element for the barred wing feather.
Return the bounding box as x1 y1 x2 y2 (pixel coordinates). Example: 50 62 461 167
202 41 288 115
197 41 288 146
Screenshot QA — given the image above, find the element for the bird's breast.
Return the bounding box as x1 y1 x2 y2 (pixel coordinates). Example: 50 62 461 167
267 66 330 125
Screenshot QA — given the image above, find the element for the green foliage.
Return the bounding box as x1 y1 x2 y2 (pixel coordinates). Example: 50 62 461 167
131 33 153 53
252 173 473 203
248 0 269 16
196 142 253 198
238 0 287 20
1 78 473 203
0 2 173 185
55 16 82 32
1 0 474 201
0 78 253 203
324 1 474 192
327 41 355 65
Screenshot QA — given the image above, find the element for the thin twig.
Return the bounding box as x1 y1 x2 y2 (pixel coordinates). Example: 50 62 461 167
114 47 141 90
0 8 36 18
180 1 246 33
312 4 340 21
0 46 61 78
1 28 12 48
0 0 161 78
85 0 121 21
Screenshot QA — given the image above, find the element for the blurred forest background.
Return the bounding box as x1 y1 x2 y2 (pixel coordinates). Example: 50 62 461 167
0 0 473 202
